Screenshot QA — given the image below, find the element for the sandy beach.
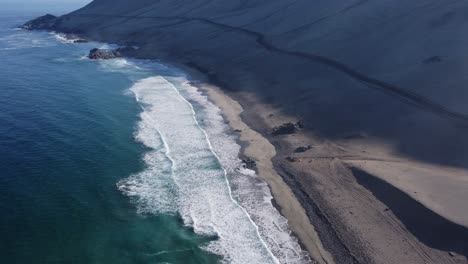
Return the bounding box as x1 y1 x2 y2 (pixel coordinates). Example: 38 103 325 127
189 70 468 264
193 80 334 264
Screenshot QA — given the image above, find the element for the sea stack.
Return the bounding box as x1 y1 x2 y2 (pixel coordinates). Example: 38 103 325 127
87 48 121 60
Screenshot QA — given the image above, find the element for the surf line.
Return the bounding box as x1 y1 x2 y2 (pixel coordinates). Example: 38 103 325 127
132 91 181 201
161 76 280 264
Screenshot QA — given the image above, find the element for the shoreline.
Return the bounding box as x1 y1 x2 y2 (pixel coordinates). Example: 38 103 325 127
29 23 467 262
78 41 468 262
174 61 333 263
189 79 335 264
44 29 328 262
176 62 468 263
134 62 333 262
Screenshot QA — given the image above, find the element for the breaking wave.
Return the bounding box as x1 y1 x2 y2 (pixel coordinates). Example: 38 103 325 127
117 69 311 263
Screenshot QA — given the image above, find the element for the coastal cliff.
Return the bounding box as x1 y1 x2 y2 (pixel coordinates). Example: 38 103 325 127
24 0 468 263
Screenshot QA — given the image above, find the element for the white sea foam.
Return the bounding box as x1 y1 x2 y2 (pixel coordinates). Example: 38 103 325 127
0 47 19 51
98 58 142 72
119 76 278 263
169 76 312 264
238 167 257 177
113 62 311 263
0 31 56 50
52 32 74 43
99 43 119 50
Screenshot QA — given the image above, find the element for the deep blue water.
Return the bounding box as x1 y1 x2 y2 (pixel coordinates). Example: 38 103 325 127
0 11 310 264
0 13 218 264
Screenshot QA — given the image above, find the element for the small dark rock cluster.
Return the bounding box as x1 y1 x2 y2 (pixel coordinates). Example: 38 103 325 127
20 14 58 30
73 39 88 43
242 158 257 170
271 121 304 136
88 46 137 60
294 145 312 153
88 48 121 59
286 157 300 162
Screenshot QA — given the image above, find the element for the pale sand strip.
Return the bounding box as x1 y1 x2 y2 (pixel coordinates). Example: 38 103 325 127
200 83 334 264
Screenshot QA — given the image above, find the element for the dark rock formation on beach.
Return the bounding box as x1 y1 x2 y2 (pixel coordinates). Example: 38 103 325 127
20 14 57 30
286 157 300 162
242 158 257 170
271 122 303 136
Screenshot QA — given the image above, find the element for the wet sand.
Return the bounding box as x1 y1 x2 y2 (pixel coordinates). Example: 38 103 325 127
194 81 334 264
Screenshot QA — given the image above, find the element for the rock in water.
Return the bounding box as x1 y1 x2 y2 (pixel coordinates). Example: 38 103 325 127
20 14 58 30
88 48 121 60
73 39 88 43
87 47 137 60
242 158 257 170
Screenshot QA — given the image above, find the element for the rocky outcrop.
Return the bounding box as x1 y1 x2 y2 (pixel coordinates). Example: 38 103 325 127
271 122 303 136
20 17 87 43
241 158 257 170
20 14 57 30
88 48 120 59
88 46 137 59
73 39 88 43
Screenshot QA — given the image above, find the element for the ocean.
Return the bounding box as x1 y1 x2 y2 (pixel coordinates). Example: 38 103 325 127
0 11 309 264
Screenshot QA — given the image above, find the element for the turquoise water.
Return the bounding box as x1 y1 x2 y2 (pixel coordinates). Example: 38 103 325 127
0 12 310 264
0 13 219 264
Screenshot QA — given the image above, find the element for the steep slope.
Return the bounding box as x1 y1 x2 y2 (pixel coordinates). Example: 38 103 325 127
55 0 468 166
